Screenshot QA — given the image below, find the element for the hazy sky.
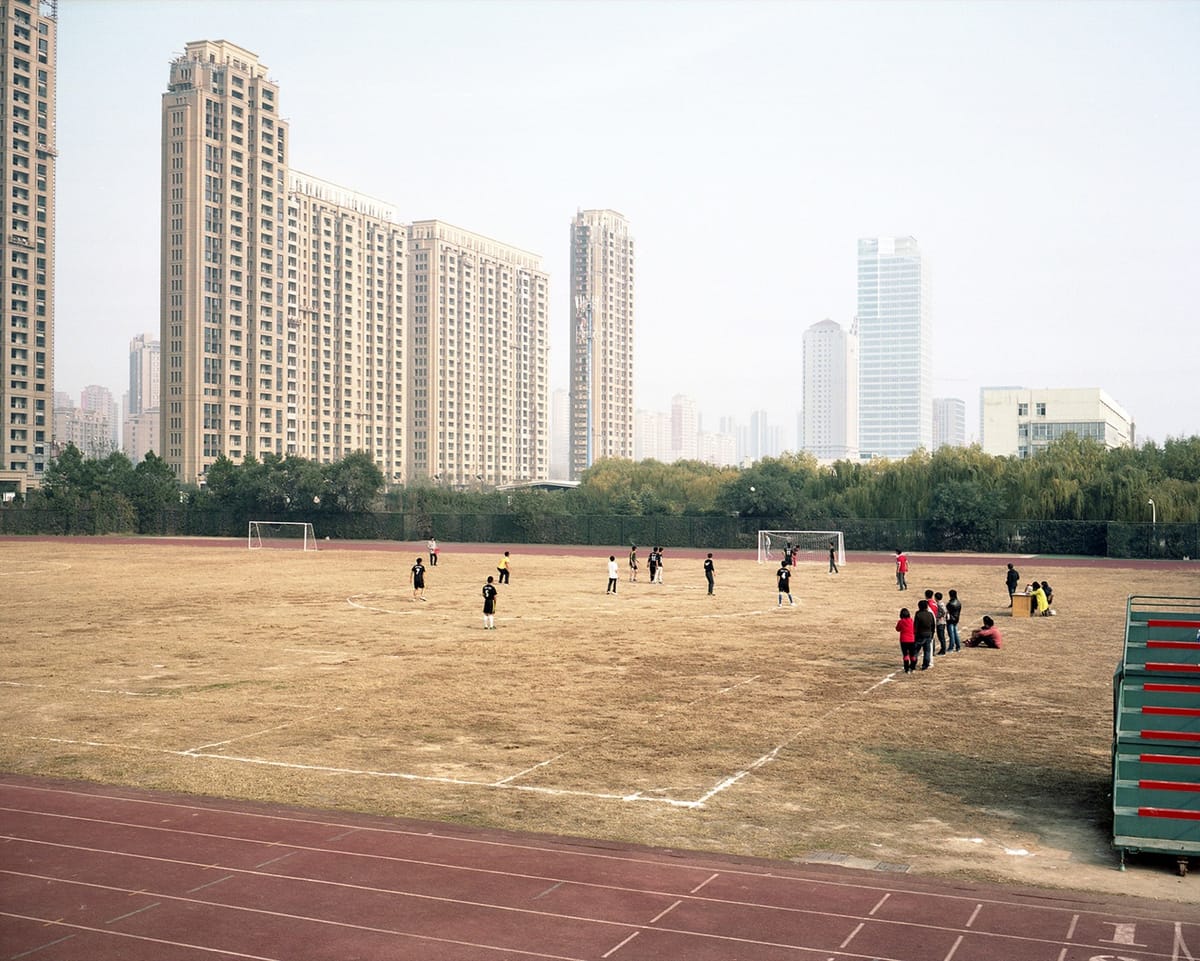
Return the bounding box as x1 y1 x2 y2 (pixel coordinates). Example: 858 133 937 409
54 0 1199 445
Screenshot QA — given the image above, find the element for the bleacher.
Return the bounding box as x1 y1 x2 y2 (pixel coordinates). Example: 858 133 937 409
1112 595 1200 876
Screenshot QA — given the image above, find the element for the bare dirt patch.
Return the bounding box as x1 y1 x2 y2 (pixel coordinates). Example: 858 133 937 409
2 538 1198 903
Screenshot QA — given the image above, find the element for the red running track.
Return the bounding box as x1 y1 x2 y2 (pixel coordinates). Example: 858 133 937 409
1 774 1197 961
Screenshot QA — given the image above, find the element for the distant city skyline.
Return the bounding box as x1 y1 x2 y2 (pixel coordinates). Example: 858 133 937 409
42 1 1200 462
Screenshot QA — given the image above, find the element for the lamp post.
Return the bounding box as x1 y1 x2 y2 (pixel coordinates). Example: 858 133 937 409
1148 498 1156 525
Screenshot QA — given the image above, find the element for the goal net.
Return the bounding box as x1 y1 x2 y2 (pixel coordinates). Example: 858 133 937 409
248 521 318 551
758 530 844 566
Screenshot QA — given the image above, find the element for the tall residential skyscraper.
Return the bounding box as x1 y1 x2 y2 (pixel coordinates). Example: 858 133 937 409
802 318 858 460
161 40 288 485
1 0 55 488
569 209 634 480
857 237 932 459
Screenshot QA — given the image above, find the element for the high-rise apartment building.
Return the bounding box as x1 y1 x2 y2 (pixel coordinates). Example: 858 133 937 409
407 221 549 487
857 237 932 459
162 40 549 489
569 209 634 479
932 396 966 450
80 384 118 452
1 0 55 490
161 40 288 485
287 172 408 484
670 393 698 462
802 318 858 460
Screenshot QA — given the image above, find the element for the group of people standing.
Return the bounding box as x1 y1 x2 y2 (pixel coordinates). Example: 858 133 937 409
616 546 666 593
895 588 963 673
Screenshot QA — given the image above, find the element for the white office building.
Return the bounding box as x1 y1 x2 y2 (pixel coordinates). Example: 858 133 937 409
857 237 932 459
979 387 1133 458
932 397 966 450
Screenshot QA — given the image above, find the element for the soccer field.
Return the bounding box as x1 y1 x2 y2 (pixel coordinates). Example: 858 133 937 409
2 538 1197 901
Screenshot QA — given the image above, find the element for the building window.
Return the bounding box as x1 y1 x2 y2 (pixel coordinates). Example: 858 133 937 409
1036 403 1046 416
1017 403 1028 416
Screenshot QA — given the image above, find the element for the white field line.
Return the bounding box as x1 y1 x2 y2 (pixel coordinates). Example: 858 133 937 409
692 670 901 807
0 679 164 698
6 734 698 807
184 709 344 753
346 593 422 615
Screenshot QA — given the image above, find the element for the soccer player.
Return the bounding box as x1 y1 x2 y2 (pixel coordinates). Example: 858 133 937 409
647 548 658 584
895 549 909 591
481 575 497 630
606 555 619 595
776 562 795 606
629 544 639 582
828 539 839 574
410 557 427 601
497 550 511 585
704 553 715 595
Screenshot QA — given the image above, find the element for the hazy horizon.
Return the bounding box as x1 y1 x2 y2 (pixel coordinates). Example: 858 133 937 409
51 0 1200 446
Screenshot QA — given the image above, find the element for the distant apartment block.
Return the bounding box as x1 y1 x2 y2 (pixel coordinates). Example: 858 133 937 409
670 394 698 462
569 209 634 479
1 0 56 489
932 397 966 450
802 318 858 460
979 387 1133 458
550 388 569 479
857 237 932 458
55 387 116 459
161 39 549 488
635 408 670 462
80 384 119 452
124 334 161 463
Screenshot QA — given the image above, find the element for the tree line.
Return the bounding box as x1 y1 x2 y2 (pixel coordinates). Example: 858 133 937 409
9 435 1200 536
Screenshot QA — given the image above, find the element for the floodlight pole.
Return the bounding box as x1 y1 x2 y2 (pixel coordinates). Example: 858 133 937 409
1148 498 1155 525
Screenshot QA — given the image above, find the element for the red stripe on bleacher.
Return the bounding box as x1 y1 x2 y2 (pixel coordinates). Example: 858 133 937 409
1142 753 1200 765
1147 640 1200 650
1139 780 1200 793
1138 807 1200 821
1142 706 1200 717
1146 663 1200 673
1147 619 1200 628
1140 730 1200 742
1145 683 1200 694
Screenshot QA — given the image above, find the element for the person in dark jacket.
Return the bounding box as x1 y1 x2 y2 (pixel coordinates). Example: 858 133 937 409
914 599 936 670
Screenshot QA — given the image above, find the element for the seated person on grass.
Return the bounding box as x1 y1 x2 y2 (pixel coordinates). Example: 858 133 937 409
965 615 1003 648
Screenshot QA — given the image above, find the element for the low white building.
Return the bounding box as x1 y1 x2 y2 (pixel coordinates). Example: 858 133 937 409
979 387 1133 458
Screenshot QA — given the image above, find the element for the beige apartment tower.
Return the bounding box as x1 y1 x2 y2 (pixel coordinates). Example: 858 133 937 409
569 209 634 480
287 173 408 485
161 40 289 485
408 221 550 486
1 0 55 490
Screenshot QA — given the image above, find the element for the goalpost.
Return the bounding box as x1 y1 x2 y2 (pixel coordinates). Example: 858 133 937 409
758 530 845 567
248 521 318 551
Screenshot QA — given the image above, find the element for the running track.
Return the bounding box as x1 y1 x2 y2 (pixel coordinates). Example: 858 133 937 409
2 775 1197 961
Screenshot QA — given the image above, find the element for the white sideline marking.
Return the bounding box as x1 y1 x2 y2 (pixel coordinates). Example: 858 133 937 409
185 710 343 753
1 680 163 698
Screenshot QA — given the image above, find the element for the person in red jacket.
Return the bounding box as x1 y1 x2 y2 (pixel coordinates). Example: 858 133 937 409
895 549 909 591
896 607 917 673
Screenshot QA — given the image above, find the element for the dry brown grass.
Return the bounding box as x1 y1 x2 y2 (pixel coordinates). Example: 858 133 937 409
3 538 1198 901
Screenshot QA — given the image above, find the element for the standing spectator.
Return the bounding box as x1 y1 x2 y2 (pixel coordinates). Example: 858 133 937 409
410 557 427 601
776 562 795 606
606 555 619 595
1005 563 1020 606
427 537 439 567
896 607 917 673
481 575 497 630
647 547 659 585
933 591 948 655
704 553 715 595
828 539 839 575
914 599 936 670
497 550 511 585
895 550 909 591
945 589 962 653
966 615 1003 648
628 545 639 583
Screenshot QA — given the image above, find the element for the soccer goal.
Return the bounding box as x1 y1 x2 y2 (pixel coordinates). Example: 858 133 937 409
758 530 844 567
248 521 318 551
